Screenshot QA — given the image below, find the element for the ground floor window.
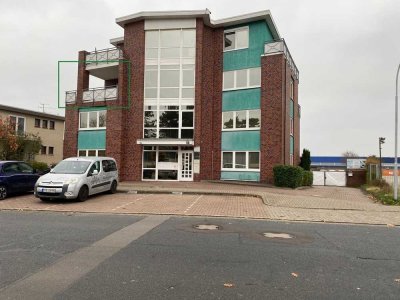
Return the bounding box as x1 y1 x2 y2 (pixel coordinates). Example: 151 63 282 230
221 151 260 171
142 146 193 181
78 149 106 157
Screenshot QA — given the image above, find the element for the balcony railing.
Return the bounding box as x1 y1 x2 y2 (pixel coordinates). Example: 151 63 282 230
265 39 299 81
65 86 118 104
85 47 123 66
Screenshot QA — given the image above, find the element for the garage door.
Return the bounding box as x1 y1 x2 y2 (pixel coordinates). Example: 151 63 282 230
312 171 346 186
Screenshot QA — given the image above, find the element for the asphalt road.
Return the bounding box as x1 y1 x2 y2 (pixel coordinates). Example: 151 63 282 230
1 211 400 299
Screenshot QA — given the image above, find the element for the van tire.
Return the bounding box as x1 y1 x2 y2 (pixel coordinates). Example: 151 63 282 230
77 186 89 202
109 181 117 194
0 185 7 200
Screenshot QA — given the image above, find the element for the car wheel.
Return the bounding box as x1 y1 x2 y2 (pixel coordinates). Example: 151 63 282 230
0 185 7 200
109 181 117 194
77 186 89 202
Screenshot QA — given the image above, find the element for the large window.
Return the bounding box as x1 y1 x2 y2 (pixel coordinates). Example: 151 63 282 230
9 116 25 135
223 27 249 51
222 151 260 170
79 110 106 130
223 68 261 90
78 149 106 157
222 110 261 130
143 146 180 180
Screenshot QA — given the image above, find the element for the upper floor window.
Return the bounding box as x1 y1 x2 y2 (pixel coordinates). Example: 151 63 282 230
223 27 249 51
34 118 41 128
42 120 48 129
223 67 260 91
49 120 55 130
79 110 106 130
9 116 25 135
290 79 294 99
222 110 261 130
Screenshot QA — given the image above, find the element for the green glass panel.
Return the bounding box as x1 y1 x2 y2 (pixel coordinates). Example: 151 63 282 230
220 171 260 181
221 131 260 151
222 88 260 111
78 130 106 149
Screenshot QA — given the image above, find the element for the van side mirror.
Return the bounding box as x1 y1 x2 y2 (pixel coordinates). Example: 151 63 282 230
92 170 99 176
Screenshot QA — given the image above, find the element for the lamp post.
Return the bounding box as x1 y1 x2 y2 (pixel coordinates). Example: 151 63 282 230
379 137 385 179
395 64 400 201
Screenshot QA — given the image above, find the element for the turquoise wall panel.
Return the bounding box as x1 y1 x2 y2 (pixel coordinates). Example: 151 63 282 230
223 21 274 71
290 136 294 154
222 88 260 111
221 171 260 181
221 131 260 151
79 106 106 112
78 130 106 149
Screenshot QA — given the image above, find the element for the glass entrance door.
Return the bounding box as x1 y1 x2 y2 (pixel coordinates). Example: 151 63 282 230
179 151 193 181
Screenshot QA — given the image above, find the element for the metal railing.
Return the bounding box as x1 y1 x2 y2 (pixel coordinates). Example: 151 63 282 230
264 39 299 81
85 47 123 66
83 86 118 102
65 86 118 104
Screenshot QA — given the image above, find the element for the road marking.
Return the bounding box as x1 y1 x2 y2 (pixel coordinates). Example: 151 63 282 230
111 194 152 211
184 195 203 213
0 215 170 300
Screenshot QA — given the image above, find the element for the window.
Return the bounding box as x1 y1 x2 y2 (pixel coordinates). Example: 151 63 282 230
34 119 41 128
102 160 117 172
142 146 181 180
9 116 25 135
222 110 261 130
223 68 261 90
49 120 55 130
42 120 48 129
77 149 106 157
48 147 54 155
290 79 294 99
222 151 260 170
18 162 33 173
41 146 46 155
223 27 249 51
79 110 106 130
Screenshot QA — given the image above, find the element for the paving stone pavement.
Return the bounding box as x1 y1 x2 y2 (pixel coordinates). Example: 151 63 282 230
1 182 400 225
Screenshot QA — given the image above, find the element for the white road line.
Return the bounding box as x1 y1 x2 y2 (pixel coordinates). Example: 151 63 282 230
0 215 170 300
184 195 203 213
111 194 152 211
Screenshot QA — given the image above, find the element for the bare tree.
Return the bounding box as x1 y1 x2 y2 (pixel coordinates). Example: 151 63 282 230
342 150 358 157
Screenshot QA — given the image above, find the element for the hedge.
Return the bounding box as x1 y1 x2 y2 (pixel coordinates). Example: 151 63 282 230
29 161 49 172
273 165 313 188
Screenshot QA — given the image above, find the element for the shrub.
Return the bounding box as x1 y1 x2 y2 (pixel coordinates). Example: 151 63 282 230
29 161 49 172
299 149 311 171
273 165 303 188
302 170 313 186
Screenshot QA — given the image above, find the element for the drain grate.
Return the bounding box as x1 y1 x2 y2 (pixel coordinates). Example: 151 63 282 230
194 224 220 230
263 232 294 239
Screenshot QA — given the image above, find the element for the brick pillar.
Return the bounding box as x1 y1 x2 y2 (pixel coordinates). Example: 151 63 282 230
120 21 145 181
260 54 286 183
77 51 89 104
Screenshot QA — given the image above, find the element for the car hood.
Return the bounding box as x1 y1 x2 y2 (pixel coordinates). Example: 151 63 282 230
38 173 84 184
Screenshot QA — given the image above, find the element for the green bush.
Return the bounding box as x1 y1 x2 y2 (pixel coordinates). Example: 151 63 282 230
29 161 49 172
302 170 313 186
273 165 304 188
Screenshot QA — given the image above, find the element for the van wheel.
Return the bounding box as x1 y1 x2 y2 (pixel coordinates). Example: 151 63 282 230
0 186 7 200
109 181 117 194
77 186 89 202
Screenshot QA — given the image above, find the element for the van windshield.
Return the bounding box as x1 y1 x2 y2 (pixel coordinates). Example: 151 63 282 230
50 161 91 174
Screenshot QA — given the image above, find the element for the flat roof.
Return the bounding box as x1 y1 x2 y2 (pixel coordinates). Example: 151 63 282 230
0 104 65 121
115 9 280 40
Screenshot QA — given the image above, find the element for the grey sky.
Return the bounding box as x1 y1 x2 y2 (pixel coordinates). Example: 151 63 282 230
1 0 399 157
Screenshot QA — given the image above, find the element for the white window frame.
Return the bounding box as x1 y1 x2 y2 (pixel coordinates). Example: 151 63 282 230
9 115 25 134
77 149 106 157
223 26 249 52
79 110 106 130
290 154 294 166
222 67 261 91
290 118 294 136
290 79 294 99
222 109 261 131
221 151 260 171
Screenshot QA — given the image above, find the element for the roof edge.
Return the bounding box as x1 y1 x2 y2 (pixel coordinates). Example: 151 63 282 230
0 104 65 121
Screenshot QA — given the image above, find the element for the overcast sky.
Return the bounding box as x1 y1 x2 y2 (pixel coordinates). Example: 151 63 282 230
1 0 399 157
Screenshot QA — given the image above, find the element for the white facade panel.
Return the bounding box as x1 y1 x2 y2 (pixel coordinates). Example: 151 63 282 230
145 19 196 30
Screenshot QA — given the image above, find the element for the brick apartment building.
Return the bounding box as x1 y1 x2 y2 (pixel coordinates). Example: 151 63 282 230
64 9 300 183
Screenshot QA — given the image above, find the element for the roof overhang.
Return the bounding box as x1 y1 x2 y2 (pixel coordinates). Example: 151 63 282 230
115 9 280 40
137 139 194 146
110 36 124 46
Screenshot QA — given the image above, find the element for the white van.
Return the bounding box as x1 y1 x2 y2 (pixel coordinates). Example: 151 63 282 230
34 157 118 202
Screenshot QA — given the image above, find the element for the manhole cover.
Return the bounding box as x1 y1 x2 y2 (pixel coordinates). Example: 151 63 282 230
194 224 220 230
263 232 294 239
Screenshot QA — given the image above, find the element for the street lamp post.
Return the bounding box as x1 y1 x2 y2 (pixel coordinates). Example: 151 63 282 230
395 64 400 201
379 137 385 179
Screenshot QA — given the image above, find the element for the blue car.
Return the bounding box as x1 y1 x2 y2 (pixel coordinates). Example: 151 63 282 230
0 161 41 200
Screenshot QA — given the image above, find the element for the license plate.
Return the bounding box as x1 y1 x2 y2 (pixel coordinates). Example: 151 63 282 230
39 188 57 193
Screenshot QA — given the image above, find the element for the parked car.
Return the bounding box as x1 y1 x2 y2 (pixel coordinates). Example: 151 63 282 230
34 157 118 202
0 161 41 200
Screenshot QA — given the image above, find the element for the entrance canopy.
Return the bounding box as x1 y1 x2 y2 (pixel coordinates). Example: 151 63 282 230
137 139 194 146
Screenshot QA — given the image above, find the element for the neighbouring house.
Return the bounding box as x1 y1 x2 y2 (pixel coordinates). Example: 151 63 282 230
0 104 65 165
63 9 300 182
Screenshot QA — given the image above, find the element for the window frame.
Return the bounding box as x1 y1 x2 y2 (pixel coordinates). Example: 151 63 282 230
48 146 54 156
77 149 106 157
49 120 55 130
41 145 47 155
42 119 48 129
221 151 260 171
34 118 41 128
9 115 25 135
222 67 261 91
223 26 249 52
222 109 261 131
79 110 107 130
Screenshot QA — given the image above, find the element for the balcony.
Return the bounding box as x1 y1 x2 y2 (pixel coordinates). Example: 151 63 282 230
264 39 299 81
65 86 118 104
85 47 123 80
